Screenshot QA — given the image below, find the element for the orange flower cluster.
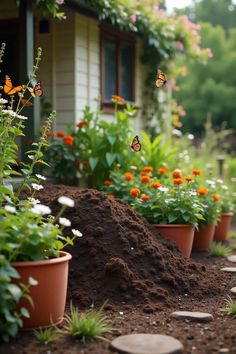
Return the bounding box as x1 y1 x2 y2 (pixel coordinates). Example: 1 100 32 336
141 175 150 184
107 194 115 200
158 166 168 174
46 132 55 137
82 160 89 167
173 178 183 185
185 176 193 182
124 172 133 181
197 186 208 196
112 95 125 104
63 135 74 145
212 194 220 202
104 180 113 186
192 169 201 176
151 181 162 189
77 121 88 129
142 166 153 173
141 194 149 201
56 132 65 137
172 169 182 178
130 188 141 198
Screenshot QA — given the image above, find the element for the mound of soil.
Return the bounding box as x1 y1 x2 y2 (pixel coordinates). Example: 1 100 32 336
31 185 225 311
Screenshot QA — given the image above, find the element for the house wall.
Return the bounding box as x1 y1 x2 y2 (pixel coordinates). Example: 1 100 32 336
0 0 18 19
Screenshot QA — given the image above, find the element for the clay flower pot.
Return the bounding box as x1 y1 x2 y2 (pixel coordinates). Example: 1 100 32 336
214 212 234 241
192 224 216 252
153 224 195 258
12 251 72 329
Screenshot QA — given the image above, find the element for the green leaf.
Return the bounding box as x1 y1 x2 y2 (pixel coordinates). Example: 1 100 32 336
20 307 30 318
107 135 116 145
88 157 98 171
105 153 116 167
7 284 22 302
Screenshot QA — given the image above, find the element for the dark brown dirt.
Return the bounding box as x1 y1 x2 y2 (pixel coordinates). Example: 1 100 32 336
3 184 235 353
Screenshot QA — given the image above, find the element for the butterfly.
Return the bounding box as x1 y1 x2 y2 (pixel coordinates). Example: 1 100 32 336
3 75 26 95
130 135 141 152
20 98 33 107
155 69 167 88
28 81 43 97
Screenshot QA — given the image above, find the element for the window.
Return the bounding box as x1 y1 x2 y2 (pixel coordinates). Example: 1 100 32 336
100 25 135 109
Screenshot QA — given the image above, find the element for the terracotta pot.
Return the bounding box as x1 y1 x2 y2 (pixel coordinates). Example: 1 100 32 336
192 224 216 252
153 224 195 258
12 251 72 329
214 212 234 241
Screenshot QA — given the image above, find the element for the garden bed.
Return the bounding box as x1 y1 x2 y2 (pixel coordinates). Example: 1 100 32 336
2 185 236 353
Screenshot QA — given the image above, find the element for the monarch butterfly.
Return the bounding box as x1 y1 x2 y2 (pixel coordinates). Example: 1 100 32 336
130 135 141 152
20 98 33 107
155 69 167 88
3 75 26 95
28 81 43 97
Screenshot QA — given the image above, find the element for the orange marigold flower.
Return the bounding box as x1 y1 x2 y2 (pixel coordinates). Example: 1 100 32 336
141 194 149 201
173 178 183 185
158 166 168 174
124 172 133 181
46 132 55 137
192 169 201 176
63 135 74 145
56 131 65 137
197 186 208 196
112 95 125 104
212 194 220 202
104 180 113 186
185 176 193 182
172 169 182 178
82 160 89 167
107 194 115 200
151 181 162 189
77 121 88 129
130 188 141 198
141 175 150 184
142 166 153 173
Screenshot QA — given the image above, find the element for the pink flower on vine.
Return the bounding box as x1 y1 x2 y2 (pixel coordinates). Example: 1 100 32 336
56 0 64 4
176 41 184 52
206 48 213 58
130 14 137 23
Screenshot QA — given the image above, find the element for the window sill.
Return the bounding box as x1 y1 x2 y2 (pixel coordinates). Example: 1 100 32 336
101 101 139 115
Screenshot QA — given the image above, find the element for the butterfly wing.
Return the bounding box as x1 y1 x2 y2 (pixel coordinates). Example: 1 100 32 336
14 85 26 93
131 135 141 152
28 86 35 97
21 98 33 107
156 69 167 88
4 75 14 94
34 81 43 97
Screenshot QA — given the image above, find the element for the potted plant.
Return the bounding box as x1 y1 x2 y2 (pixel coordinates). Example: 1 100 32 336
104 167 204 257
0 45 82 339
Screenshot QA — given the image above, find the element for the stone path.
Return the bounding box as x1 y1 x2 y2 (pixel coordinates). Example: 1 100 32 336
230 286 236 294
221 267 236 273
227 255 236 263
111 334 183 354
170 311 213 322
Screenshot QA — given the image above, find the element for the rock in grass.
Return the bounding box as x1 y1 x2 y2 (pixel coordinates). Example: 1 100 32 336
221 267 236 273
170 311 213 322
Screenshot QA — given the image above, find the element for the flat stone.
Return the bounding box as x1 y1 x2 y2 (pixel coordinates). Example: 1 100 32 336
227 255 236 263
230 287 236 294
221 267 236 273
170 311 213 322
111 334 183 354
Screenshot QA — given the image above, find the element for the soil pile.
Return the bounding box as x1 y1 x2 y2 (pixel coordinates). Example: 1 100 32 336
32 185 224 311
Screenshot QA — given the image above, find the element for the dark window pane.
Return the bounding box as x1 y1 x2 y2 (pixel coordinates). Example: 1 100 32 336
120 42 133 101
104 38 116 101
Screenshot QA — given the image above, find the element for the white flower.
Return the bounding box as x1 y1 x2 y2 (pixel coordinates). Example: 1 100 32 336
187 133 194 140
222 185 228 190
72 229 82 237
36 174 46 180
189 191 197 196
172 129 182 137
0 98 8 104
4 205 16 213
16 114 28 120
28 155 34 160
59 217 71 227
217 179 223 184
58 196 75 208
31 204 51 215
2 109 17 117
31 183 44 190
205 180 215 186
130 165 137 170
28 197 40 205
159 187 169 193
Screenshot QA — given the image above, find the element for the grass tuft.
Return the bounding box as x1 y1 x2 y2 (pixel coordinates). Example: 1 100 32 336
62 302 114 342
228 231 236 240
221 296 236 318
34 327 58 344
210 242 231 257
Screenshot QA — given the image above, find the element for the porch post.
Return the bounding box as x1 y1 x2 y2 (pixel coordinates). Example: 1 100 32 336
19 0 40 160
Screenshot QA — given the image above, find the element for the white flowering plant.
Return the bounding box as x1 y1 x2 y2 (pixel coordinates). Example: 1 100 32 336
0 44 82 341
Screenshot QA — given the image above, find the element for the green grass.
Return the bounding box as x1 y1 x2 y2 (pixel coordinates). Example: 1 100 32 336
230 243 236 251
210 242 231 257
221 297 236 318
229 231 236 240
34 327 58 344
62 303 115 342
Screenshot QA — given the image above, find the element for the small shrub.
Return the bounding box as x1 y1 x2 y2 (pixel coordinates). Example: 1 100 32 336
210 242 231 257
229 231 236 240
221 296 236 318
62 303 114 342
34 327 58 344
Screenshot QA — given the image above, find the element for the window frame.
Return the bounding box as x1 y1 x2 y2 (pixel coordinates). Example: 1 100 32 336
100 23 136 112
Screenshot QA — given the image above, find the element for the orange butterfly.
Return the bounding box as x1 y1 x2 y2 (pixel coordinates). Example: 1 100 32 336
155 69 167 88
20 98 33 107
28 81 43 97
3 75 26 95
130 135 141 152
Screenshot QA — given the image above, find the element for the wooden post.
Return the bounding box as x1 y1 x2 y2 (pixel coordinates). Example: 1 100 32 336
19 0 40 161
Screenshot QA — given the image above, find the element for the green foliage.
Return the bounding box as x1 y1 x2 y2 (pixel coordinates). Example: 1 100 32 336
16 0 65 19
62 303 114 342
221 296 236 318
34 327 58 344
209 242 231 257
229 231 236 240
